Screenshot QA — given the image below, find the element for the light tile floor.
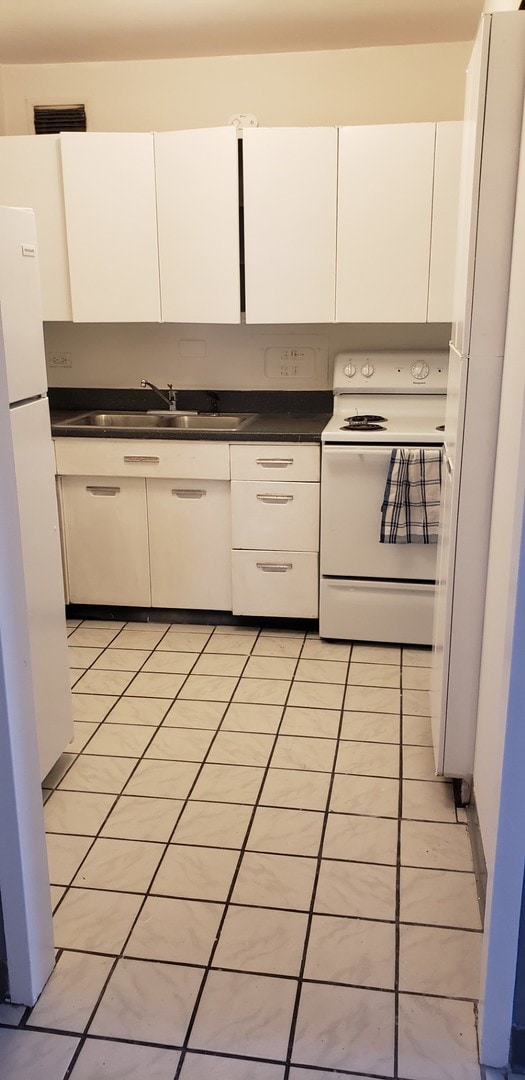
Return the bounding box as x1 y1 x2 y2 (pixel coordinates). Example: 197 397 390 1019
0 619 483 1080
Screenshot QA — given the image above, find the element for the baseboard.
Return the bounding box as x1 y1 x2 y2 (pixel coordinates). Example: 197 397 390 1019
0 959 8 1004
511 1025 525 1073
466 788 488 925
65 604 318 634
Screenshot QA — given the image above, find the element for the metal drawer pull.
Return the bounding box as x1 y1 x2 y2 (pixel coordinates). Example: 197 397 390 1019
256 493 294 503
171 489 206 498
256 562 293 573
255 458 294 468
86 485 120 496
123 455 160 464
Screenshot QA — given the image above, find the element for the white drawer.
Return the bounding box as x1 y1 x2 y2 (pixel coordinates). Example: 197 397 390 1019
230 443 320 481
54 437 230 479
231 480 319 552
232 549 319 618
319 578 434 645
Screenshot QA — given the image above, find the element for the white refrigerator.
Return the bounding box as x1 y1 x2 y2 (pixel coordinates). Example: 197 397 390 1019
431 11 525 786
0 205 73 781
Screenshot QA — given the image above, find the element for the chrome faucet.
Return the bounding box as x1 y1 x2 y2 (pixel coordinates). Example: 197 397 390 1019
140 379 177 411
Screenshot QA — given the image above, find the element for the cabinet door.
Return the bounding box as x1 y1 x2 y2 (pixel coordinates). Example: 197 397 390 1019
243 127 337 323
60 132 161 322
427 121 463 322
60 475 150 606
148 479 232 610
155 127 240 323
0 135 72 320
336 123 435 322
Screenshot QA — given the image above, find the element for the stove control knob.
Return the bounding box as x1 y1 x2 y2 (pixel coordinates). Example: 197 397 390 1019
343 362 356 379
361 362 375 379
411 361 430 381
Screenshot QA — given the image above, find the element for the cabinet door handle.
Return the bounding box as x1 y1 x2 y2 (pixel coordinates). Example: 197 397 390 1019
171 489 206 498
123 455 160 464
256 562 293 573
256 493 294 503
86 485 120 496
255 458 294 468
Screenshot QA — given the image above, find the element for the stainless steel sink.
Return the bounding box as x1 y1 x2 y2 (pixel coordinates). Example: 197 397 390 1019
55 411 256 432
162 414 254 430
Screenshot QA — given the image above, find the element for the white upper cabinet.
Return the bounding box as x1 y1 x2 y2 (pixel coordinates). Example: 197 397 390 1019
60 132 161 322
427 121 463 322
336 123 435 322
242 127 338 323
0 135 72 321
155 127 240 324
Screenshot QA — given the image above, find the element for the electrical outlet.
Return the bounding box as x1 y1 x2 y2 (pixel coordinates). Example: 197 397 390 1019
264 346 316 379
48 352 72 368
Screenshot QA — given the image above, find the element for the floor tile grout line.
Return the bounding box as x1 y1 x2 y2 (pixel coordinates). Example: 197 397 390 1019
45 620 250 1078
65 622 305 1077
280 641 356 1080
393 652 405 1080
47 663 468 926
171 632 306 1080
49 624 178 783
43 642 194 922
36 623 460 1078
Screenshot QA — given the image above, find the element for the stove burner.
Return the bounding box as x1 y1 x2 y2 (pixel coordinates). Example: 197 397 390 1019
342 413 388 432
345 414 387 424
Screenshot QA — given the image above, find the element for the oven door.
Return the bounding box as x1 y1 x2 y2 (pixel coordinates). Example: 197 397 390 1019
321 443 438 580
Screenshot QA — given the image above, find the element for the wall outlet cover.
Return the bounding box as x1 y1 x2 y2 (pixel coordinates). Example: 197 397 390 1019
264 345 316 379
47 352 72 368
179 339 207 358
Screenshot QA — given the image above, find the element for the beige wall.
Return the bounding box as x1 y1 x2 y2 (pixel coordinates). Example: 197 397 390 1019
0 69 6 135
1 41 471 135
43 321 450 391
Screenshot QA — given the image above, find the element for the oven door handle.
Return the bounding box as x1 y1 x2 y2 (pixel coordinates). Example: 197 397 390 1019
322 445 395 458
322 445 441 457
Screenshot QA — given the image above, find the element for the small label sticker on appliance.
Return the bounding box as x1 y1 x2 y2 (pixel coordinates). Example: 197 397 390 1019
21 245 36 258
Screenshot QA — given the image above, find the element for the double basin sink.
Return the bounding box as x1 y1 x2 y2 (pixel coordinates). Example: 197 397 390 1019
55 411 257 432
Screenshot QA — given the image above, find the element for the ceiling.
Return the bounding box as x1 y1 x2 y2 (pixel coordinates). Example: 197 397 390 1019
0 0 486 65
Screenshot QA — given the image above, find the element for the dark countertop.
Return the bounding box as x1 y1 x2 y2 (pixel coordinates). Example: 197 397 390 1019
51 411 329 442
49 389 331 444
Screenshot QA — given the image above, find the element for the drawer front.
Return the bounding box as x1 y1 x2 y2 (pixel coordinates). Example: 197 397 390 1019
54 437 230 479
231 480 319 552
319 578 434 645
230 443 320 481
232 549 319 618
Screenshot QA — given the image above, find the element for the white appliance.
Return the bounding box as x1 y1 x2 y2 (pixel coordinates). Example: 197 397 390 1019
0 205 73 781
431 11 525 785
320 351 447 644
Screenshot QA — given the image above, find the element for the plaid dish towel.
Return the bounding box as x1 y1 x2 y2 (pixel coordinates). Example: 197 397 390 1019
380 448 442 544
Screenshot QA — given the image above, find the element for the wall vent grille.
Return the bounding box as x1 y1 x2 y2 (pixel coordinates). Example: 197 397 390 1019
34 105 87 134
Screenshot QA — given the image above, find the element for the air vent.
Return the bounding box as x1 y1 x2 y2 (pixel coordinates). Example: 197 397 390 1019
33 105 87 134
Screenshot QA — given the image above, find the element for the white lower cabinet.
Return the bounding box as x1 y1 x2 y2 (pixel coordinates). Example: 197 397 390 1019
57 438 320 619
56 438 232 611
148 478 232 610
230 443 320 618
59 475 151 606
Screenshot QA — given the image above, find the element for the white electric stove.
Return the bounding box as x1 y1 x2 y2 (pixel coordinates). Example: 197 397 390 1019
320 351 447 644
